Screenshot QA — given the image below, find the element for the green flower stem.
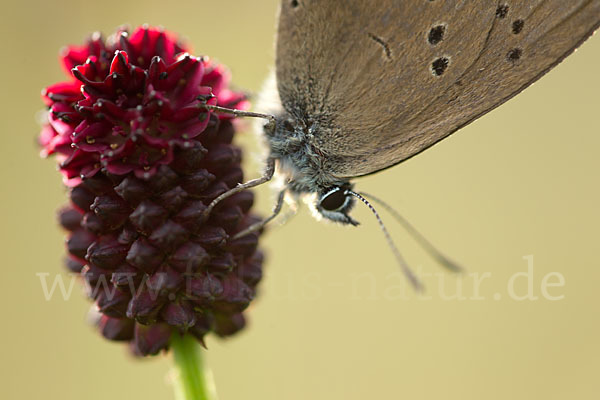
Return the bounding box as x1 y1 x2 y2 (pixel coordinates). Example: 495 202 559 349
171 333 218 400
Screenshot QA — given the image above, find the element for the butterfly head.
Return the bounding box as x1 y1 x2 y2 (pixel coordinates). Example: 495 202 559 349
315 184 359 226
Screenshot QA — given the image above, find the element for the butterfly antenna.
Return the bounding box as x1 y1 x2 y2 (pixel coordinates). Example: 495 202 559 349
345 190 424 291
359 192 463 273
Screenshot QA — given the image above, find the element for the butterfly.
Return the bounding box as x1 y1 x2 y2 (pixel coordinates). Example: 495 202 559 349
204 0 600 287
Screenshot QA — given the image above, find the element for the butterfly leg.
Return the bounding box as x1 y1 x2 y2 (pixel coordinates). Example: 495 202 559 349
274 195 299 227
202 158 276 218
231 189 287 240
205 104 276 132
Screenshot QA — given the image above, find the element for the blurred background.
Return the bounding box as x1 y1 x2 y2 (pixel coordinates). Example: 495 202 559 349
1 1 599 399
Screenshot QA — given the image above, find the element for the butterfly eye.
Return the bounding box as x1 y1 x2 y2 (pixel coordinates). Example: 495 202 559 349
319 188 348 211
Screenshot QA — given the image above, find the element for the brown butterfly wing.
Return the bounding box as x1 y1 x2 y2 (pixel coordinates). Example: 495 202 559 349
275 0 600 178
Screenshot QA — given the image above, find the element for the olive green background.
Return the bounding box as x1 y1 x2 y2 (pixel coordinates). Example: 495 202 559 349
1 1 599 399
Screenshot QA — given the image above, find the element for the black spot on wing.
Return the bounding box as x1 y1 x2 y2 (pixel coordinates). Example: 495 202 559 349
431 57 450 76
428 25 446 45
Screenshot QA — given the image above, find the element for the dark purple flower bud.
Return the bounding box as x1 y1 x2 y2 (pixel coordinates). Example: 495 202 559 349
161 301 197 330
111 265 141 288
237 252 264 286
114 177 149 205
224 191 255 213
132 323 172 356
86 236 128 269
194 311 214 331
214 313 246 337
171 145 207 174
126 288 166 324
66 229 95 259
81 263 111 289
117 224 138 245
168 242 210 272
203 143 241 170
197 181 228 202
58 207 82 231
81 175 114 195
189 273 224 305
220 167 244 189
90 195 131 229
180 169 215 196
70 186 95 212
147 165 180 193
216 274 254 313
149 220 189 250
226 232 259 256
65 256 85 273
96 287 131 318
189 312 214 347
195 226 229 248
129 200 168 234
174 200 208 232
98 316 134 341
156 186 188 211
147 265 183 294
126 237 164 273
212 205 243 232
207 253 236 272
81 211 106 234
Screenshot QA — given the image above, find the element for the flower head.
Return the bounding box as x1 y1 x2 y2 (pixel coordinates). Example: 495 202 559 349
41 25 264 356
41 26 248 186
